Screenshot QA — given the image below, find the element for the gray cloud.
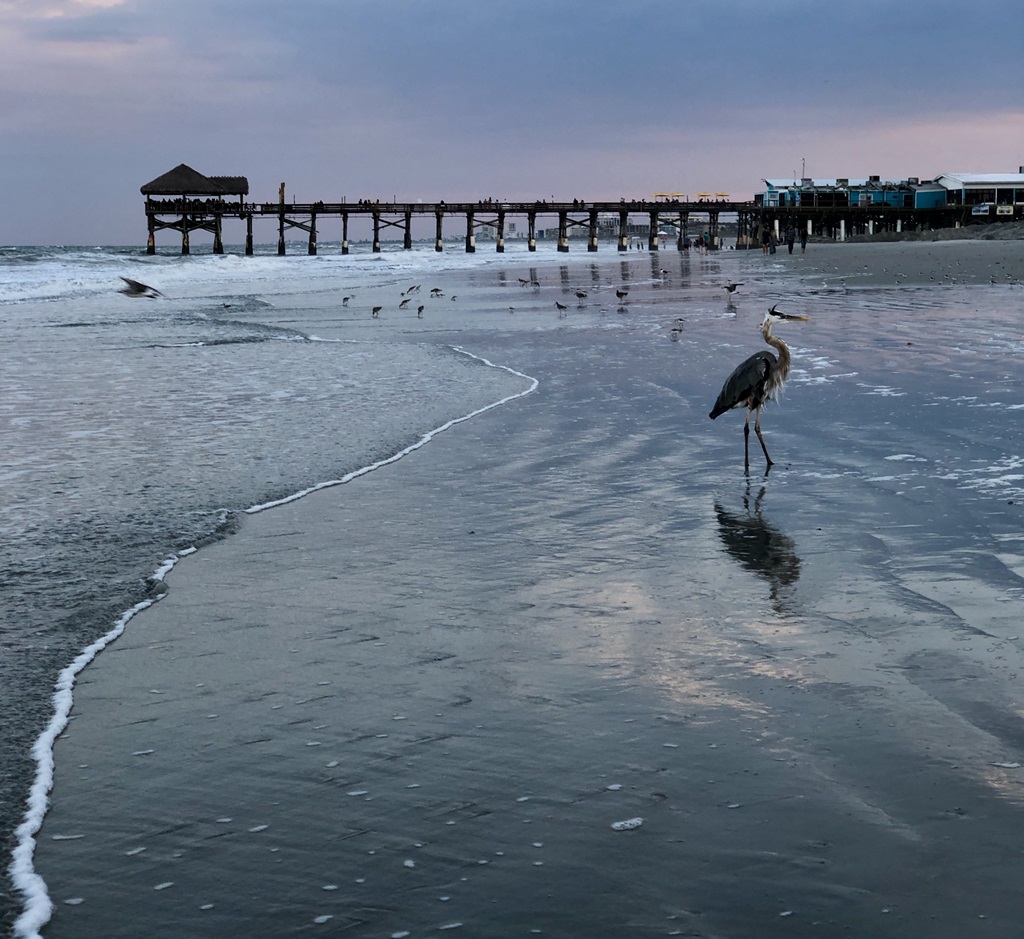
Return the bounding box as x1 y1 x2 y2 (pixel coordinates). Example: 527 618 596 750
1 0 1021 243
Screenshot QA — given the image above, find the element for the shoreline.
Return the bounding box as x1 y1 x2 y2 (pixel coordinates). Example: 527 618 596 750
18 240 1024 938
10 347 539 939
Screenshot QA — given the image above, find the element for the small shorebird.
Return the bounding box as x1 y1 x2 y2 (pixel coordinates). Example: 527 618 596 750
723 282 744 294
371 306 382 318
555 301 568 313
399 298 411 309
417 305 424 317
575 290 587 301
342 296 351 305
615 288 628 301
118 276 162 298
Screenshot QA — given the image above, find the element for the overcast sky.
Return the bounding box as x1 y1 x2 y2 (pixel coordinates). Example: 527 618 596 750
2 0 1022 245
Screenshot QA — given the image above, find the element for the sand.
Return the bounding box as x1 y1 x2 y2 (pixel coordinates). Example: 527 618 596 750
26 236 1024 938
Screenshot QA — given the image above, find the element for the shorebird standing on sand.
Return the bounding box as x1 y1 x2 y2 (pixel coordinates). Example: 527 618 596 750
371 306 382 318
723 282 744 294
118 277 162 298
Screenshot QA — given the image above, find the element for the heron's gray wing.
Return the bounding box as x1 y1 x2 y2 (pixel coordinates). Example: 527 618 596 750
709 351 775 419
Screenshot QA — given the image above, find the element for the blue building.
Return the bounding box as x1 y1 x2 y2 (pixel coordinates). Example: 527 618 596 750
759 170 1024 216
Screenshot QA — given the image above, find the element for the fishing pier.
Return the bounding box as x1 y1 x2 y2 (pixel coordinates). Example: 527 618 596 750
141 164 990 256
144 194 745 256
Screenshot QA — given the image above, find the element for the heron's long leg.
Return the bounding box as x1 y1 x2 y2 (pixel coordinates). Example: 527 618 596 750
753 406 773 467
743 409 751 472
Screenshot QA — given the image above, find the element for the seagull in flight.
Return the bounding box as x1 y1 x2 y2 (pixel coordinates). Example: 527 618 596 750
118 276 162 298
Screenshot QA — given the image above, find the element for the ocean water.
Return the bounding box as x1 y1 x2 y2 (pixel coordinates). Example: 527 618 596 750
0 242 549 932
6 237 1024 937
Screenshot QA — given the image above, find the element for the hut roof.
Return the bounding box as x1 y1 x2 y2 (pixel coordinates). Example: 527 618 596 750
208 175 249 195
140 164 248 196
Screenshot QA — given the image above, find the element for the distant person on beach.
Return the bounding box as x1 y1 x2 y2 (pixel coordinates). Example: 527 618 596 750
761 227 771 255
785 227 795 254
769 230 777 254
800 228 808 252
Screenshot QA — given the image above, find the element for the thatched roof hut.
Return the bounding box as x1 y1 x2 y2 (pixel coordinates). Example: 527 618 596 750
141 164 249 197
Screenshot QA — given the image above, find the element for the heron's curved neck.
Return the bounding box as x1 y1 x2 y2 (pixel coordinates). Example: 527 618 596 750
763 322 791 376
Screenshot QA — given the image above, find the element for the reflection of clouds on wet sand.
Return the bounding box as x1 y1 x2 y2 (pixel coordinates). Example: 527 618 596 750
715 484 801 614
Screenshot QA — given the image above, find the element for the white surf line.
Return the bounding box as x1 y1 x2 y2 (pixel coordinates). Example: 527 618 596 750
245 346 539 514
9 349 537 937
11 554 180 939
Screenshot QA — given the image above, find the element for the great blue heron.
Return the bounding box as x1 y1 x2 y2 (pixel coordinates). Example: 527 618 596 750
708 304 808 471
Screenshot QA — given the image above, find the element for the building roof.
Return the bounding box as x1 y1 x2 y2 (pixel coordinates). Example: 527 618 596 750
936 173 1024 187
208 175 249 195
764 178 874 189
140 164 249 196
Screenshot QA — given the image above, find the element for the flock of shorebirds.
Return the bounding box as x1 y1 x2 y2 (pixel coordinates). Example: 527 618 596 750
115 269 801 470
115 271 747 330
360 283 453 318
113 254 1020 473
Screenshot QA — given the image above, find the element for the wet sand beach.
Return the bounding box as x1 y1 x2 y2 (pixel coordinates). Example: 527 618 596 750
29 238 1024 938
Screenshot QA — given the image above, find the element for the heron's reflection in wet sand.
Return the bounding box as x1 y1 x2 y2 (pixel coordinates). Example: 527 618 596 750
715 484 801 613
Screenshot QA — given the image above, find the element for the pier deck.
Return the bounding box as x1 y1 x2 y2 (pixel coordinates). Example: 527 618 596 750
143 196 978 256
